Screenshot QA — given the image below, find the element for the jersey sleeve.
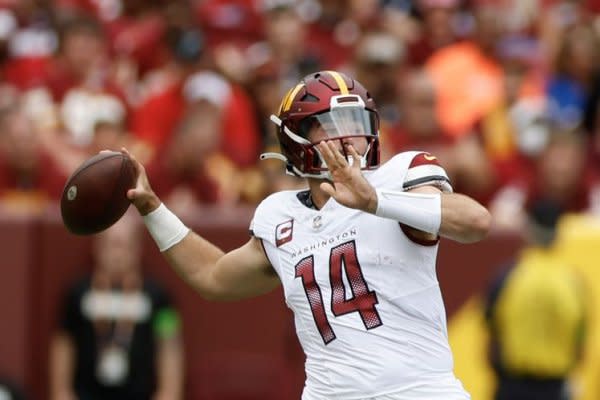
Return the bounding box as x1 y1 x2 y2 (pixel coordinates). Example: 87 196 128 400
248 193 279 245
403 152 453 193
249 191 297 248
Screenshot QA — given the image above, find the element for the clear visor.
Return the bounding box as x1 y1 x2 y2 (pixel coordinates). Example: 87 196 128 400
298 107 378 143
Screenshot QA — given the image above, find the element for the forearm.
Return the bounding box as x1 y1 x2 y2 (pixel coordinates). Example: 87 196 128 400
439 192 491 243
374 186 491 243
132 181 278 301
142 203 278 301
162 231 226 298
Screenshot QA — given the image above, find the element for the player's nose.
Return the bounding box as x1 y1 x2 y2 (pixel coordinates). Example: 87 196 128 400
341 137 364 152
341 137 356 148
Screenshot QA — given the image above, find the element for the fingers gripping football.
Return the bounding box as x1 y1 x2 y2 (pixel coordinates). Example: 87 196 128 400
120 148 161 215
316 141 378 213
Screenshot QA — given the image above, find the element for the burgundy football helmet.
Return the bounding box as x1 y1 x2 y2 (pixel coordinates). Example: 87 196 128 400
261 71 380 179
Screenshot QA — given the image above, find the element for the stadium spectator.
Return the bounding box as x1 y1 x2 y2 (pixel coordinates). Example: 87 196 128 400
546 23 600 131
49 213 183 400
297 0 358 70
129 24 207 162
103 0 171 77
37 16 130 151
490 131 600 232
248 0 322 89
0 0 57 91
477 35 547 160
183 71 261 168
350 31 406 124
465 36 546 205
384 68 501 205
484 202 587 400
194 0 263 50
406 0 463 66
0 105 66 212
132 29 261 168
425 2 506 138
44 17 122 102
144 78 266 208
144 96 224 212
245 55 285 148
382 68 454 162
87 120 129 156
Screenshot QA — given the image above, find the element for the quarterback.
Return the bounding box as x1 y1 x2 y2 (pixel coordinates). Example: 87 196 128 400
124 71 491 399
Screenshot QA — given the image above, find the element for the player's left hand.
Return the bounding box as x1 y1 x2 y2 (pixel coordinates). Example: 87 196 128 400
317 141 378 213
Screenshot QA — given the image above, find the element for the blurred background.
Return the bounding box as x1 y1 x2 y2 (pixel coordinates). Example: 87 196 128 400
0 0 600 399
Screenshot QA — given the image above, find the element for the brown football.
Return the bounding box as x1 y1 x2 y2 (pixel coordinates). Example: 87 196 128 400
61 151 137 235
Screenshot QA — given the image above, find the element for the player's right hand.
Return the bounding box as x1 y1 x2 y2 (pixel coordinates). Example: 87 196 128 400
119 147 161 215
316 140 378 213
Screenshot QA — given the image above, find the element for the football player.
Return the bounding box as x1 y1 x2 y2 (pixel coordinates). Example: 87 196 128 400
124 71 491 399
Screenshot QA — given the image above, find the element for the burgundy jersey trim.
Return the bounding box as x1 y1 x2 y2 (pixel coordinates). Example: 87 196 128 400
409 152 441 168
399 223 439 246
404 152 453 193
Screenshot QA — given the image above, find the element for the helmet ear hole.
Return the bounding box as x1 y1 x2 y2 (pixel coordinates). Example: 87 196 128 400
300 93 319 102
298 117 320 139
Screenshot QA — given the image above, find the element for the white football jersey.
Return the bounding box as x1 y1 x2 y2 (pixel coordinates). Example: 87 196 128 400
250 152 470 400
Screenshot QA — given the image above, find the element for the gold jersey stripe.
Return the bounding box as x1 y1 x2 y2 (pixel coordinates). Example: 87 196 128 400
326 71 349 94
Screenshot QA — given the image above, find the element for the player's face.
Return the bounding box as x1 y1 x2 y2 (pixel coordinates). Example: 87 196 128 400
308 123 369 155
305 107 375 156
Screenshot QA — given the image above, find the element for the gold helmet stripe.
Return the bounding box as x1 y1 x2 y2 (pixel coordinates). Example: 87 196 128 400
279 83 304 113
326 71 349 95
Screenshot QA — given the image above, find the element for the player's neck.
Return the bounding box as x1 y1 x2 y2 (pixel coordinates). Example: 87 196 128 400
307 180 330 210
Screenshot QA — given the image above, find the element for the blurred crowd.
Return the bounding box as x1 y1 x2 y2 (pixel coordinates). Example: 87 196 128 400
0 0 599 233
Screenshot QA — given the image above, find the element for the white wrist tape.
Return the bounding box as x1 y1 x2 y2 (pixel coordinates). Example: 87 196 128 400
142 203 190 252
375 189 442 234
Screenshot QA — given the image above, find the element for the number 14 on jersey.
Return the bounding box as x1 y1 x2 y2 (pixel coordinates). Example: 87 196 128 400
294 240 383 344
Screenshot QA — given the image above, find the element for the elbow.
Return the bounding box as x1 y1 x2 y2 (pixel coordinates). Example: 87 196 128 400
198 283 241 302
199 286 231 302
462 206 492 243
186 271 229 302
475 207 493 238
